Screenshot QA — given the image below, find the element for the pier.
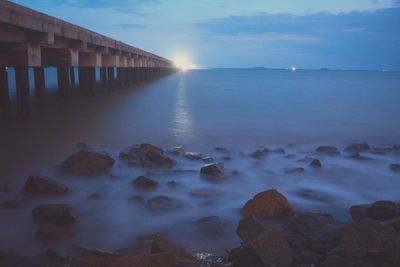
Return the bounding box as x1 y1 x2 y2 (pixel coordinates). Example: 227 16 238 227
0 1 175 117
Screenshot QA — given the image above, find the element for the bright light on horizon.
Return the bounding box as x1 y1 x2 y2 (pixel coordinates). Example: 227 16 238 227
172 54 197 71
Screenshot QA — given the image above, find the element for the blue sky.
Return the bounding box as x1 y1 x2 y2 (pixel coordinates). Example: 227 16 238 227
13 0 400 70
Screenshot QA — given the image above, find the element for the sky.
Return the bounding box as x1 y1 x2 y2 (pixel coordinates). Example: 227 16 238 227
12 0 400 70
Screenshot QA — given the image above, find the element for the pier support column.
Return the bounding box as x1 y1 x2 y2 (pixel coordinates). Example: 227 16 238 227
33 67 45 99
15 67 30 117
70 67 76 87
100 67 107 85
107 67 114 89
0 67 10 109
57 67 70 103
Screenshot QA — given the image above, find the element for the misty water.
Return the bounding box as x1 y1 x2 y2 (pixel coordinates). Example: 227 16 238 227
1 69 400 256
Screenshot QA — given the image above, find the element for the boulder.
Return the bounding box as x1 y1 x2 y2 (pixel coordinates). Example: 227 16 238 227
309 159 322 168
242 189 293 218
390 164 400 172
62 150 115 175
132 176 158 190
35 249 68 267
200 163 224 176
236 215 267 243
150 234 192 259
32 204 77 224
349 204 369 221
251 148 269 159
366 200 400 221
2 197 26 208
284 167 305 174
202 156 214 163
36 224 76 241
147 196 181 213
21 175 68 196
292 252 324 267
383 216 400 234
347 152 371 161
344 143 370 153
168 146 184 156
120 143 175 168
315 146 340 155
196 216 228 235
183 152 202 161
230 229 293 267
0 251 42 267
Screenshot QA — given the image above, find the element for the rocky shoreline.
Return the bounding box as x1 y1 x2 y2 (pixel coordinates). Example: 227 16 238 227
1 142 400 266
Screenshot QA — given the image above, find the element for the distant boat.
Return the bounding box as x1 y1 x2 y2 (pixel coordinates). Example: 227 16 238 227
252 67 268 70
320 68 329 71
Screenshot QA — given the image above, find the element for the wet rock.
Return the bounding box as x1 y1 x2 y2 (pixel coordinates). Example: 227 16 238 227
284 167 305 174
2 196 26 208
347 152 371 161
35 249 68 267
71 252 176 267
371 147 390 155
309 159 322 168
242 189 293 218
32 204 77 224
62 150 115 175
151 234 192 259
132 176 158 190
36 224 76 241
202 156 214 163
390 164 400 172
319 255 353 267
349 204 369 221
236 215 267 243
76 142 90 150
315 146 340 155
251 148 269 159
383 216 400 234
292 252 324 267
344 143 370 153
168 146 184 156
166 180 180 188
120 143 175 168
21 175 69 196
273 148 285 154
193 252 226 267
196 216 228 235
341 222 397 259
215 147 230 153
190 188 218 198
366 200 400 221
200 163 225 182
69 245 120 258
0 251 42 267
295 189 333 203
230 229 293 267
183 152 203 161
147 195 181 213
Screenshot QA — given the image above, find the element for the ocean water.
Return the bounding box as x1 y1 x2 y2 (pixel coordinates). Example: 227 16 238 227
0 69 400 256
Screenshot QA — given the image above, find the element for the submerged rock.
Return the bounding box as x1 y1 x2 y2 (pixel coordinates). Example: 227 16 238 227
36 224 76 241
215 147 230 153
120 143 175 168
390 164 400 172
147 196 181 213
151 234 192 259
344 143 370 153
309 159 322 168
230 229 293 267
32 204 77 224
69 245 120 258
132 176 158 190
183 152 203 161
366 200 400 221
295 189 333 203
251 148 269 159
236 215 267 243
284 167 305 174
21 175 68 196
242 189 293 218
315 146 340 155
200 163 225 182
196 216 228 235
347 152 371 161
61 150 115 175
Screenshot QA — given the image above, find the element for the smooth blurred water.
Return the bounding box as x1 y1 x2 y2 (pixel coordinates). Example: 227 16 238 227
0 69 400 256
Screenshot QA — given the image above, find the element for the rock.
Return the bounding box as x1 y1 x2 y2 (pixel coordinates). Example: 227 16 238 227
202 156 214 163
132 176 158 190
0 251 42 267
169 146 184 156
70 252 176 267
87 192 102 200
315 146 340 155
347 152 371 161
366 200 400 221
349 204 369 221
193 253 226 267
2 197 26 208
371 147 390 154
251 148 269 159
200 163 225 182
62 150 115 175
183 152 202 161
230 229 293 267
20 175 69 196
341 222 397 259
295 189 333 203
284 167 304 174
344 143 370 153
151 234 192 259
242 189 293 218
390 164 400 172
76 142 90 150
383 216 400 234
69 245 120 258
273 148 285 154
35 249 68 267
215 147 230 153
166 180 180 188
0 185 9 193
147 196 181 213
319 255 353 267
36 224 76 241
309 159 322 168
190 188 218 198
120 143 175 168
292 252 324 267
393 144 400 150
236 215 267 243
196 216 228 235
32 204 77 224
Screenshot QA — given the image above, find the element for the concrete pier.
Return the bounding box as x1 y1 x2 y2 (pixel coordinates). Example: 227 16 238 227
0 1 175 116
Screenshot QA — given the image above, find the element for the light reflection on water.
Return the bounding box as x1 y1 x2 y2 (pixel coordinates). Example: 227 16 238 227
172 73 194 140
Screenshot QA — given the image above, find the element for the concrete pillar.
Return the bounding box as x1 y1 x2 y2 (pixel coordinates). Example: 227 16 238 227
15 67 30 117
107 67 114 88
0 67 10 108
100 67 107 84
33 67 45 99
70 67 76 87
57 67 70 103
